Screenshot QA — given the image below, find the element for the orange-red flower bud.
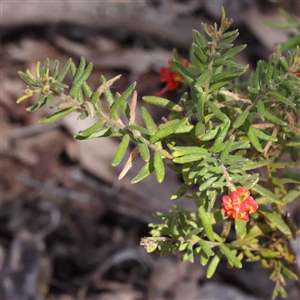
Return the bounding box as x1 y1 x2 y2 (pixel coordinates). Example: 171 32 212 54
222 188 258 222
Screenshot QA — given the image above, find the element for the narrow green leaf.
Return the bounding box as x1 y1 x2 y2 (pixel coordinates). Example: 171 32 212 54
56 58 72 82
282 189 300 205
206 101 229 122
150 118 188 143
75 120 105 138
199 177 219 191
51 60 59 78
110 82 136 117
154 150 165 183
173 153 209 164
171 183 192 200
221 45 247 60
141 107 158 134
41 58 50 77
70 62 93 98
198 238 214 257
251 185 281 203
264 110 287 125
220 244 242 268
265 54 275 86
259 207 292 235
138 143 150 162
142 96 182 112
247 86 260 95
206 250 222 278
112 134 130 167
212 121 231 152
257 100 265 120
125 124 151 135
82 82 93 98
235 219 247 239
173 61 194 84
281 265 299 280
199 206 215 242
193 29 208 51
195 69 212 88
202 126 220 141
247 125 263 152
233 110 249 129
253 127 278 142
172 146 209 157
39 106 77 124
131 159 154 183
72 57 86 83
18 71 36 86
267 91 294 106
244 160 268 171
220 136 235 162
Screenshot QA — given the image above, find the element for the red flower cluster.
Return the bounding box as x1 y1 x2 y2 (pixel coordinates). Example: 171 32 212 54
156 58 189 97
222 187 258 222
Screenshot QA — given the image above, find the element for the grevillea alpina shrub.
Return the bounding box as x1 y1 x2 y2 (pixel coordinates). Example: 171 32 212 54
17 8 300 299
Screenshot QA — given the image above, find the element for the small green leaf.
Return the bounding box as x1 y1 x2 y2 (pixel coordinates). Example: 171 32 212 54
173 153 209 164
172 146 209 157
265 54 275 86
51 60 59 78
171 183 192 200
199 206 215 242
154 150 165 183
206 101 229 122
75 120 105 138
251 185 281 203
56 58 72 82
206 250 222 278
18 71 36 86
257 100 265 120
282 189 300 205
141 107 157 134
220 136 235 163
131 159 155 183
247 125 263 152
39 106 77 124
198 238 214 257
125 124 151 135
195 69 212 88
193 29 208 51
264 110 287 125
72 57 86 83
259 207 292 235
70 62 93 98
235 219 247 239
110 82 136 118
199 177 219 191
220 244 242 268
253 127 278 142
173 60 194 84
142 96 182 112
150 118 188 143
221 45 247 60
233 110 249 129
281 265 298 281
112 134 130 167
268 91 294 106
212 121 231 152
138 143 150 162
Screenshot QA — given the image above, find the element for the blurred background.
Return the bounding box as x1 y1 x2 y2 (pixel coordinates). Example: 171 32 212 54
1 0 300 299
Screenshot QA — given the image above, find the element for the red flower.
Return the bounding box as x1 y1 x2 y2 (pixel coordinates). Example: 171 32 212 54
297 73 300 78
156 58 189 97
222 188 258 222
